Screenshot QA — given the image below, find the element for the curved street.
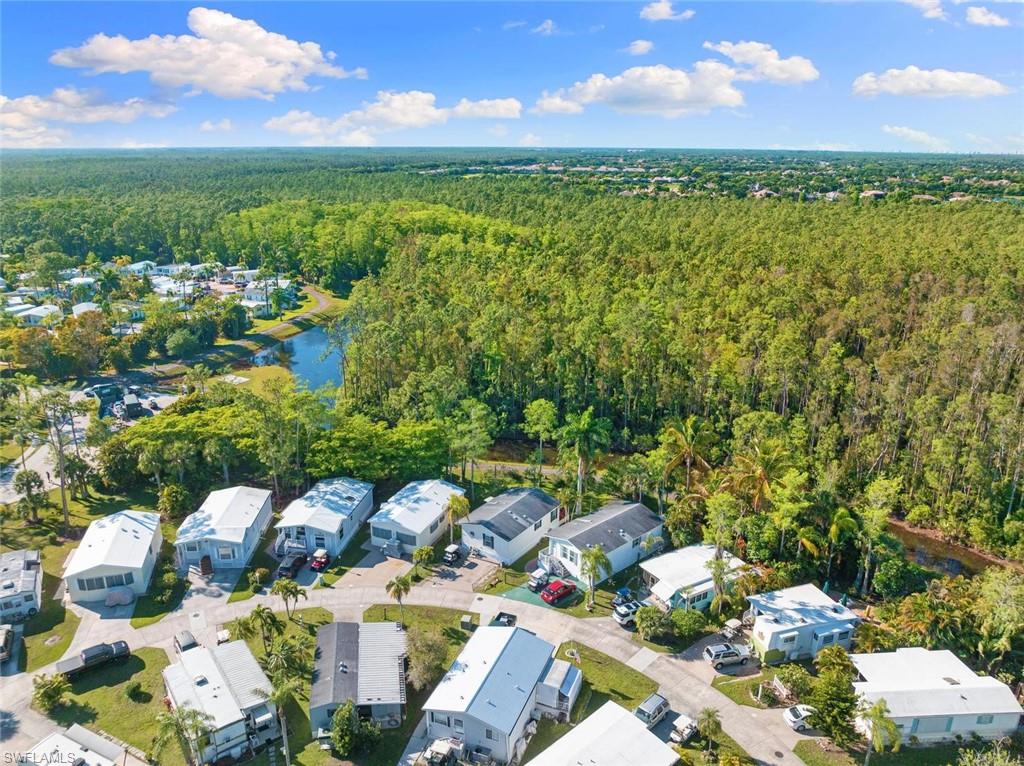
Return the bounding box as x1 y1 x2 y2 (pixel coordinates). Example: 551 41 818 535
0 549 807 766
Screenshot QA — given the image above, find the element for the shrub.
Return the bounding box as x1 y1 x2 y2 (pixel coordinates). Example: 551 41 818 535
47 532 59 546
33 673 71 713
670 608 707 645
872 557 936 599
635 605 671 641
249 567 269 592
157 483 192 519
166 329 199 359
774 664 814 701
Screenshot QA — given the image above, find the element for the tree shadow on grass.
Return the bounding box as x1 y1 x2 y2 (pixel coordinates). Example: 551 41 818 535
51 699 98 727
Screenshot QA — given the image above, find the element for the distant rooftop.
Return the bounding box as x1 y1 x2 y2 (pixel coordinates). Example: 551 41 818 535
65 511 160 577
746 583 857 628
177 486 271 544
641 544 744 603
552 500 661 552
276 477 373 534
0 549 40 599
371 480 465 535
460 487 559 541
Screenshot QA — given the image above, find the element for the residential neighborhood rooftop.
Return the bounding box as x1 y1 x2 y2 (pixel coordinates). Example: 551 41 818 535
0 549 41 599
64 510 160 577
424 626 554 734
20 724 126 766
746 583 857 627
552 500 661 552
372 479 464 535
523 700 679 766
641 544 744 603
851 648 1024 719
276 477 373 533
177 486 272 544
459 487 559 541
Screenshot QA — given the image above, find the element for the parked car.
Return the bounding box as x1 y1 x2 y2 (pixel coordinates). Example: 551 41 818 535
669 713 697 743
634 693 671 729
612 587 633 608
311 549 330 571
783 705 817 732
612 600 646 628
277 552 308 579
540 580 577 605
442 543 462 566
703 642 752 670
55 641 130 678
527 568 549 592
0 625 13 662
173 630 199 655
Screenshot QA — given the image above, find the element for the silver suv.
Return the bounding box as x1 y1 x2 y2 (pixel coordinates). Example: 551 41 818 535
703 642 752 670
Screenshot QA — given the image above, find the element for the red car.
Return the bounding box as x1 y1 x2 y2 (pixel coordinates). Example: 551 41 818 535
540 580 577 605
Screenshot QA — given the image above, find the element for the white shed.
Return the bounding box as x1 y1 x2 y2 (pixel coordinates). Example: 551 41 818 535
64 511 162 604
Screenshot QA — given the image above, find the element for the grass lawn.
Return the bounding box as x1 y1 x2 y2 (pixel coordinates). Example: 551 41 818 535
226 363 293 391
793 740 987 766
47 647 186 766
676 730 755 765
520 641 659 763
316 525 371 588
711 672 772 709
3 486 158 671
228 523 281 603
130 532 188 628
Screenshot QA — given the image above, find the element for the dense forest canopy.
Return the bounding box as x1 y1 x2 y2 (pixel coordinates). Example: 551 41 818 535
1 149 1022 561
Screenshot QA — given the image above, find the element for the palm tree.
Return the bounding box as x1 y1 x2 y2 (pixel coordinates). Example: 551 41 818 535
662 415 713 493
861 699 900 766
697 707 722 755
184 363 213 395
580 545 612 609
203 435 236 485
444 493 470 544
731 443 787 513
824 507 859 579
271 577 306 619
412 545 435 577
796 525 822 559
243 605 285 653
261 634 313 678
153 706 213 765
558 407 612 518
138 446 164 489
706 555 734 617
386 573 412 624
254 675 302 766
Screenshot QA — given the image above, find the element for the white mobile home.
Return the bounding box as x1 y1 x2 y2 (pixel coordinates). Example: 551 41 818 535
640 544 745 611
369 480 465 556
163 641 279 763
19 725 126 766
275 478 374 558
175 486 273 572
0 549 42 619
459 487 561 565
309 621 408 737
423 626 581 765
19 304 62 326
523 701 679 766
747 583 858 664
64 511 162 604
852 648 1024 744
541 500 663 584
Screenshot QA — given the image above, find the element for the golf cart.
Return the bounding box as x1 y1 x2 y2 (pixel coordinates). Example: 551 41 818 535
311 549 330 572
721 618 743 640
527 567 549 592
442 543 462 565
669 713 697 743
612 587 633 608
424 739 462 766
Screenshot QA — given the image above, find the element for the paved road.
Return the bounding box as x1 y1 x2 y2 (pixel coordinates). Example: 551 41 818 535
0 547 808 766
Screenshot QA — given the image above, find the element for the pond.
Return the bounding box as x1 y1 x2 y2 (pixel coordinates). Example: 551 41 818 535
251 325 344 390
887 520 1013 576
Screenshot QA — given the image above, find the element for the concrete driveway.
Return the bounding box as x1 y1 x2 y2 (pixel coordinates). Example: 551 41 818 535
334 549 412 588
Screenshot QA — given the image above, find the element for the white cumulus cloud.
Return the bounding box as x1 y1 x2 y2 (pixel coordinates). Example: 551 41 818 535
518 132 542 146
882 124 951 151
902 0 948 18
264 90 522 145
532 19 558 36
50 7 366 100
0 86 176 148
199 118 233 132
703 40 819 83
640 0 695 22
853 65 1011 97
966 5 1012 23
625 39 655 56
534 41 816 118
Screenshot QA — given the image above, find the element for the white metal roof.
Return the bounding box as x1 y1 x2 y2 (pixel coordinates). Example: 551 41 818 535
852 648 1024 719
370 480 465 535
176 486 271 544
65 510 160 577
423 626 554 733
747 583 857 630
523 701 679 766
275 477 373 534
357 621 408 706
641 544 744 603
72 302 101 317
162 641 273 730
23 725 124 766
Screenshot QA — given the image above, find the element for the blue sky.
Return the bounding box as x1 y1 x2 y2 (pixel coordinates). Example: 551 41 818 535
1 1 1022 151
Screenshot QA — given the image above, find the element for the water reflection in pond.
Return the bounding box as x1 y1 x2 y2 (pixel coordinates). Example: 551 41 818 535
252 325 344 391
